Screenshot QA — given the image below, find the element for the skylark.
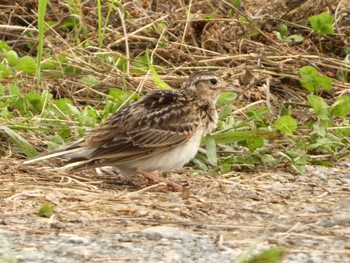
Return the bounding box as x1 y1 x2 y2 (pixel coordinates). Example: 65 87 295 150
25 71 237 190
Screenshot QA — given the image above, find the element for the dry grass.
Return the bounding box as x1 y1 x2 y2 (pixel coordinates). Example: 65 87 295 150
1 157 350 260
0 0 350 261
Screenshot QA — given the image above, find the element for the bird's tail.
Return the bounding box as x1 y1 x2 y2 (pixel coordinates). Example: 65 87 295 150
23 139 94 165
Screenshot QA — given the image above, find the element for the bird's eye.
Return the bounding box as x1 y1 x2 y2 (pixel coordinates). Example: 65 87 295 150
209 78 218 85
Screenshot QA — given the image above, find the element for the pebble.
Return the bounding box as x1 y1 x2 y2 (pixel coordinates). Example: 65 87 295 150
141 226 200 242
333 214 350 226
66 236 89 244
18 251 41 261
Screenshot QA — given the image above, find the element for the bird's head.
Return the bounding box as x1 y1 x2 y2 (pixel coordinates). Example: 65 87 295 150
182 71 239 102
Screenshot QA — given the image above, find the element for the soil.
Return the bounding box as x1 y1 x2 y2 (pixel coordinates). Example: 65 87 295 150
1 158 349 262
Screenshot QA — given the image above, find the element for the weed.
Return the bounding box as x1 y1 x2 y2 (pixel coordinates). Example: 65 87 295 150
308 12 335 49
274 24 304 43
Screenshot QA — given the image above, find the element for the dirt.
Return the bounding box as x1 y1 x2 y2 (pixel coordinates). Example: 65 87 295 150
1 158 349 262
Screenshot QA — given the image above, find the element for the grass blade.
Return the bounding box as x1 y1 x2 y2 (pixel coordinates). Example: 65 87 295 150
0 126 38 157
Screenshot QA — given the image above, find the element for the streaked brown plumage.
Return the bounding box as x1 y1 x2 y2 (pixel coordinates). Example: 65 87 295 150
25 71 235 188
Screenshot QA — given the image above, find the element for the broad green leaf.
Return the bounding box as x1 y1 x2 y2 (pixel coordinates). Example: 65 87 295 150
307 94 329 118
0 126 38 157
0 40 10 51
15 56 36 73
0 62 11 78
317 75 332 91
51 98 80 118
8 83 21 97
299 66 332 93
331 95 350 117
299 66 318 92
218 106 232 120
4 50 19 66
81 75 100 86
26 92 44 112
246 137 264 151
312 120 326 137
308 12 334 35
217 92 237 105
274 115 298 136
66 103 81 117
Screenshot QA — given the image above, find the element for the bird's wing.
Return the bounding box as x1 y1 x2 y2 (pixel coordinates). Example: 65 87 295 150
78 90 202 165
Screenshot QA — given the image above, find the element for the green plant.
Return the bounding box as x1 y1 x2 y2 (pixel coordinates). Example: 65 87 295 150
235 247 285 263
308 12 335 48
299 65 332 93
38 203 54 217
274 24 304 43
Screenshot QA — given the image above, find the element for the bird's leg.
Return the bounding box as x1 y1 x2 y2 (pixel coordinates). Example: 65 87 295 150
139 172 183 192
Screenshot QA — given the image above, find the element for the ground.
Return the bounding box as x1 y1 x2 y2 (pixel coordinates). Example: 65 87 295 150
1 157 349 262
0 0 350 262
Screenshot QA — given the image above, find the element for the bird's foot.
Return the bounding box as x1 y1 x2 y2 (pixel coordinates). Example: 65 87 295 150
140 172 184 192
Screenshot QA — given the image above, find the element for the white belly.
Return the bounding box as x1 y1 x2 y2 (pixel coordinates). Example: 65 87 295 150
130 129 203 173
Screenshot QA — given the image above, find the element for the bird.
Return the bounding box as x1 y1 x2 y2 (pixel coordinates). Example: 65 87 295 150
24 71 237 191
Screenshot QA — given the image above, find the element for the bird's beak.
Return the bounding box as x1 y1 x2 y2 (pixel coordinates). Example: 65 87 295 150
220 84 240 93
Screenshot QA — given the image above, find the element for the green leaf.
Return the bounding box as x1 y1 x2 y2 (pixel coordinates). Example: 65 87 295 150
307 94 329 118
217 92 237 105
131 54 148 74
279 24 288 39
0 40 11 51
51 98 80 117
146 49 172 90
308 12 334 35
38 203 54 218
299 66 332 93
246 137 264 151
0 126 38 157
204 130 278 145
284 34 304 43
81 75 100 86
274 115 298 136
205 134 217 166
317 75 332 91
244 247 285 263
233 0 240 8
26 92 44 112
331 95 350 117
299 66 318 92
4 50 19 66
218 106 232 120
115 56 127 71
15 56 37 73
0 62 11 79
150 65 171 89
8 83 21 97
274 31 283 41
